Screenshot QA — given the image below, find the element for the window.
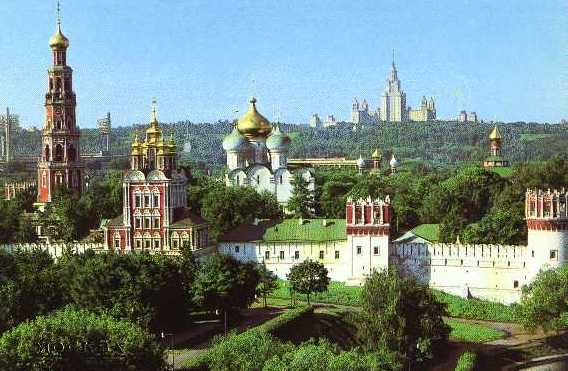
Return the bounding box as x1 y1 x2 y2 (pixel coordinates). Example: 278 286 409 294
319 251 324 259
172 240 178 249
234 245 240 253
531 250 535 258
460 259 463 266
294 251 299 260
144 218 151 229
154 240 160 249
335 251 339 259
444 259 447 265
114 238 120 248
135 195 141 208
153 218 160 229
153 194 159 207
513 280 519 288
279 176 283 184
135 217 142 229
550 250 558 260
265 251 270 260
144 240 151 249
356 246 362 255
373 246 379 255
135 240 142 249
144 195 151 208
280 251 284 259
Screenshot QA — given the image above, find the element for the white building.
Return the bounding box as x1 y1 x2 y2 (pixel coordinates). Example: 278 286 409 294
220 189 568 304
309 114 322 128
223 97 314 205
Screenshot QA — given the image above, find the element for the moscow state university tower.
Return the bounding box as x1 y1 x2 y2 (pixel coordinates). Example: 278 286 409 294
37 12 84 204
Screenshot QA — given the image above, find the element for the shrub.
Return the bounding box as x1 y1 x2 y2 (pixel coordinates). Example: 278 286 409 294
434 290 516 322
0 307 164 371
454 351 477 371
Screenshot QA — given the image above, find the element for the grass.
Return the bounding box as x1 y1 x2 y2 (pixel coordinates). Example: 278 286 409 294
491 166 513 177
410 224 440 242
520 133 554 141
270 280 362 306
269 280 519 322
434 290 517 322
446 319 505 343
454 351 477 371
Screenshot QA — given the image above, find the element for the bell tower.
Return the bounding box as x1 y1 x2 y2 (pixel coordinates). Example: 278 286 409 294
37 2 84 204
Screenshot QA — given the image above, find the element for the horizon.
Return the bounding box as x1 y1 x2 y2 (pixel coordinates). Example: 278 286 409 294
1 0 567 128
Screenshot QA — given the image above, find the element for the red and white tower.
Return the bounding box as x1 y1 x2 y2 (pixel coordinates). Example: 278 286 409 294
345 196 392 279
37 5 84 204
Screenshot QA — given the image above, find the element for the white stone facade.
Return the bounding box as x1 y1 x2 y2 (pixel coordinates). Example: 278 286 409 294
220 189 568 304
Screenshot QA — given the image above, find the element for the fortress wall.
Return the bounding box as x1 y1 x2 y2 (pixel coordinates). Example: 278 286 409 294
394 243 532 304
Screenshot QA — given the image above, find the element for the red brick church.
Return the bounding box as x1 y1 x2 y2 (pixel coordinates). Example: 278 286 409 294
102 103 209 252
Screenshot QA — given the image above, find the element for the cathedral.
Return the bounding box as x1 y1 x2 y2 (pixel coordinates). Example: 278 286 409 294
102 102 209 251
223 97 315 205
351 59 436 124
37 12 85 205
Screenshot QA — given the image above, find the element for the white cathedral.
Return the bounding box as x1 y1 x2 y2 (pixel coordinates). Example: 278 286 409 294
223 97 315 205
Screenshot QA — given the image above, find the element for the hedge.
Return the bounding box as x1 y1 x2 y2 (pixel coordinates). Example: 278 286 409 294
454 351 477 371
182 306 313 370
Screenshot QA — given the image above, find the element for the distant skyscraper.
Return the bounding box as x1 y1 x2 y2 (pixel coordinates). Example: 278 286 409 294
309 113 322 128
458 110 478 123
379 57 407 122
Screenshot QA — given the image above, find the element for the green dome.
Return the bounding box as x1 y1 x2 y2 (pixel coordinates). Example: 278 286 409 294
266 125 291 151
222 125 249 151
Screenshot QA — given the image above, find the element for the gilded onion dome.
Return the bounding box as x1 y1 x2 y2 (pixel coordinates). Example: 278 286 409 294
371 148 381 159
223 124 249 151
266 124 291 151
145 103 162 144
131 133 142 156
49 22 69 49
489 125 501 140
237 97 272 139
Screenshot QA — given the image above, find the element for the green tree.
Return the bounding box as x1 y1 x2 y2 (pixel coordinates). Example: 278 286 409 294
356 267 449 367
516 265 568 333
257 264 279 308
287 260 330 305
0 249 64 333
192 254 260 323
0 307 165 371
288 173 316 218
59 252 188 331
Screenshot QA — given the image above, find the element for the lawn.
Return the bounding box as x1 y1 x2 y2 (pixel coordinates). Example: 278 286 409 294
520 133 554 141
454 351 477 371
269 280 518 322
446 319 505 343
491 167 513 177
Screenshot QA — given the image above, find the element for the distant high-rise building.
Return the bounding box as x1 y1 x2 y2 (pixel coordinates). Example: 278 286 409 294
97 112 111 155
408 96 436 122
0 107 17 162
309 113 322 128
352 54 436 124
323 114 338 128
458 110 478 123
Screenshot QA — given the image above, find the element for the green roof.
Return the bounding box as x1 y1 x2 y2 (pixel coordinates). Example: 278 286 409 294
264 219 346 242
410 224 440 242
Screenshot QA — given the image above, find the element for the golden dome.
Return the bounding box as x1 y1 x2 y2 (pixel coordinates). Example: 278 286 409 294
131 133 142 156
237 97 272 139
49 24 69 49
371 148 381 159
489 126 502 140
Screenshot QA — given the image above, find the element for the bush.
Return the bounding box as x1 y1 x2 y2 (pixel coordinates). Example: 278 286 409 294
0 307 164 371
263 339 401 371
454 351 477 371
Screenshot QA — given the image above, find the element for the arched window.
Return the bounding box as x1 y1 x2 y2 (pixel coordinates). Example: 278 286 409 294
54 144 64 162
55 119 62 130
44 145 50 161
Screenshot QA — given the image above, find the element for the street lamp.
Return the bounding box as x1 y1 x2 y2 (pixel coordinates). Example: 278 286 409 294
161 331 175 370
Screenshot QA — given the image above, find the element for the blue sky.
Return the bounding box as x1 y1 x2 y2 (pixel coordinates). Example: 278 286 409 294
1 0 567 127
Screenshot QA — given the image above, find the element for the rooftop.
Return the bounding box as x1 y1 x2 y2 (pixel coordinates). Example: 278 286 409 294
219 218 346 242
409 224 440 243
